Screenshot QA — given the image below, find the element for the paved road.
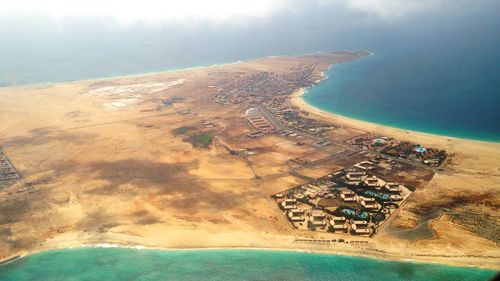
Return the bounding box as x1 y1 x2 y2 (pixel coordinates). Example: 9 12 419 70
259 105 443 173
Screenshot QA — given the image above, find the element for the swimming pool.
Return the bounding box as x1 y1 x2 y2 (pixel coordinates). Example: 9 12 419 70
414 146 427 153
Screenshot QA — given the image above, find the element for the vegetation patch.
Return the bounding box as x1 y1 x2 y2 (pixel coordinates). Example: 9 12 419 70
173 126 212 148
186 133 212 148
172 126 196 136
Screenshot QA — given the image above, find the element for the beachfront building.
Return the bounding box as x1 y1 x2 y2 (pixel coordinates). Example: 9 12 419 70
308 218 327 229
273 159 415 237
353 228 371 235
351 220 371 235
329 222 348 232
308 210 327 230
329 216 348 232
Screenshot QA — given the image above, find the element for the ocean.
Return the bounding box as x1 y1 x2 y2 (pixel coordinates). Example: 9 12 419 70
0 248 496 281
303 47 500 142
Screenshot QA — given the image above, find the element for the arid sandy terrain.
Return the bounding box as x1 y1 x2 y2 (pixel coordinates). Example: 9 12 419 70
0 51 498 269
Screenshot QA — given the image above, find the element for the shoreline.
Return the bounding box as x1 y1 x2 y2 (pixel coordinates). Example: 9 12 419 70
0 50 360 90
299 55 499 145
292 88 500 147
0 60 244 90
2 239 498 271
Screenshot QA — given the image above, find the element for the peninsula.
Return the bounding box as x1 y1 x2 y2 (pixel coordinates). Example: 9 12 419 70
0 51 498 269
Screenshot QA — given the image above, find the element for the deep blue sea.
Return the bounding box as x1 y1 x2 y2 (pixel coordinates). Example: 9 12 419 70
0 248 496 281
303 48 500 142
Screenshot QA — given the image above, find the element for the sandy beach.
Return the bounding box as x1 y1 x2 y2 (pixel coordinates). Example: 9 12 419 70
8 228 499 270
291 88 500 173
294 86 500 144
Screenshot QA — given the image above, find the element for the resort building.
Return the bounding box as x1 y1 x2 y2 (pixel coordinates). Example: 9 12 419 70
389 194 403 201
331 216 346 223
288 212 305 222
329 222 348 232
309 217 327 229
294 193 307 201
310 210 326 220
350 220 371 235
354 161 375 170
281 201 296 210
353 228 371 235
280 198 297 210
346 171 366 182
360 198 379 210
352 220 368 226
364 176 384 189
273 157 416 237
340 191 357 202
289 208 305 216
385 182 403 193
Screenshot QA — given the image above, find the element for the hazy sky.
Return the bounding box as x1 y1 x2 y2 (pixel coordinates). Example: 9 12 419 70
0 0 449 24
1 0 498 85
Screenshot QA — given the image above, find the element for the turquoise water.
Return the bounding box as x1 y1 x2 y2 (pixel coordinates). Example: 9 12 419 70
303 51 500 142
0 248 496 281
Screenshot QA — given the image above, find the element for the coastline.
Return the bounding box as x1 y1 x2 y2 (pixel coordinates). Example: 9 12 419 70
302 53 499 144
3 238 499 271
0 60 244 90
0 50 358 90
291 88 500 148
